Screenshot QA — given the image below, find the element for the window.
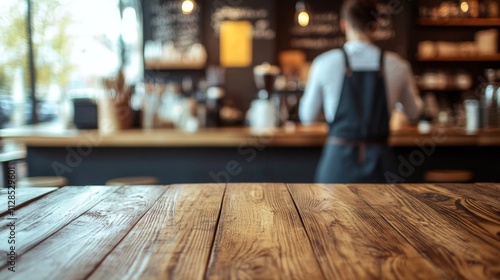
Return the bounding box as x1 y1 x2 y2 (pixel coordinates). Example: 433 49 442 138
0 0 142 128
0 0 29 127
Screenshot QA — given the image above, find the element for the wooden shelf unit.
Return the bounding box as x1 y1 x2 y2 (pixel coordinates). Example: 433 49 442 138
418 87 473 92
144 60 206 70
418 18 500 27
417 54 500 62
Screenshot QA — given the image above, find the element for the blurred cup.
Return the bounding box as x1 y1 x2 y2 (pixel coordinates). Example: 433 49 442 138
476 29 498 55
464 99 479 134
418 41 437 59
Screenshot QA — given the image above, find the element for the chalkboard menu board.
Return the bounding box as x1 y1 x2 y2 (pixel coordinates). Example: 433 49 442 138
142 0 207 70
276 0 410 60
276 0 340 60
204 0 276 65
288 11 344 54
143 0 202 50
210 6 275 40
372 2 410 59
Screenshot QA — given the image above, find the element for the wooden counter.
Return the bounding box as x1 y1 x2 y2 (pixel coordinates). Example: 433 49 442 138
3 123 500 184
0 183 498 279
1 122 500 147
0 141 27 188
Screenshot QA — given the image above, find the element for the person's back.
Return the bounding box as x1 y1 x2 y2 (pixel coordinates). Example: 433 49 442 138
300 42 421 126
299 0 422 183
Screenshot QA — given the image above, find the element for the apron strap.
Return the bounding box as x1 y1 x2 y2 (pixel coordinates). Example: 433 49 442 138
341 46 352 76
378 50 385 77
341 46 362 117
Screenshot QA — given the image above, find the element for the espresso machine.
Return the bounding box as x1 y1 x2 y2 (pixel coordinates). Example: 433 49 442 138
247 63 280 131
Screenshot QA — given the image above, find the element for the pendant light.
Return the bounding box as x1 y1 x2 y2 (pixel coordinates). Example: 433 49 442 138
295 1 310 27
181 0 196 15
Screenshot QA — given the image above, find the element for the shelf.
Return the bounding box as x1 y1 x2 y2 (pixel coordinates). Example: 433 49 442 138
418 18 500 26
417 54 500 61
274 90 304 95
144 60 206 70
419 87 471 92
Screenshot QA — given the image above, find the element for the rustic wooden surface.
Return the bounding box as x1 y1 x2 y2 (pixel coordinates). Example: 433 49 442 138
287 184 443 279
206 183 323 279
0 187 56 216
0 183 498 280
88 184 225 280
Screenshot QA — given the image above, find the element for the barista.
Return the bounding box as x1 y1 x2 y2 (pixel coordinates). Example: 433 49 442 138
299 0 423 183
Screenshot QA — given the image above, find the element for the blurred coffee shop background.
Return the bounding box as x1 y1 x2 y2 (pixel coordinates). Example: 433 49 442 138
0 0 499 186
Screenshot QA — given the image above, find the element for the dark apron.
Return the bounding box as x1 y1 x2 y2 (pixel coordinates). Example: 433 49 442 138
315 46 396 183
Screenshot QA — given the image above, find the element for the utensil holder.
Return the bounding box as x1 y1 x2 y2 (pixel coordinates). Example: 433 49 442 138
98 95 132 133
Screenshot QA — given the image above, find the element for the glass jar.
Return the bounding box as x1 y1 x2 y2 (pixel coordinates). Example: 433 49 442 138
478 69 500 128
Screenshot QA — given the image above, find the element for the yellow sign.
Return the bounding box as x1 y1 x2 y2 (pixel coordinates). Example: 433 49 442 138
220 21 253 67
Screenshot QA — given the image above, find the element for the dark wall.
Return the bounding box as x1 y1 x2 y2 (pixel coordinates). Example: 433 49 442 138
203 0 277 111
275 0 411 60
275 0 343 61
143 0 277 111
142 0 412 111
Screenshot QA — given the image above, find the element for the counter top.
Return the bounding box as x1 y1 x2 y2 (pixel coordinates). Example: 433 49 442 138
1 122 500 147
0 183 498 279
0 140 26 162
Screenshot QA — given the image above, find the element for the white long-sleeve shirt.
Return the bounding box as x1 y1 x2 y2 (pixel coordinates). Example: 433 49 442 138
299 40 423 124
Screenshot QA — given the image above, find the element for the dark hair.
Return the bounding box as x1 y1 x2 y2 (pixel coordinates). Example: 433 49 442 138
341 0 379 33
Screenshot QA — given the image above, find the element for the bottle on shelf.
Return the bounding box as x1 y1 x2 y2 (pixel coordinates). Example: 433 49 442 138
479 0 489 17
470 0 480 18
488 0 500 18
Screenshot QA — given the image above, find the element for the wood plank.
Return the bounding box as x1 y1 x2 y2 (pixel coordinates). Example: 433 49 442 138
350 184 500 279
206 183 324 280
87 184 225 280
0 187 57 216
435 183 500 208
418 18 500 26
144 60 206 70
417 54 500 62
287 184 444 279
0 186 115 259
475 182 500 193
399 184 500 245
0 185 167 279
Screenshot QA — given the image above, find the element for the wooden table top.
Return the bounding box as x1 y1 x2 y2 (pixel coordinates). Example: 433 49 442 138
0 183 498 279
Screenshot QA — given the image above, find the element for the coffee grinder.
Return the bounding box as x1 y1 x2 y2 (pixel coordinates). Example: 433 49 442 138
247 63 280 131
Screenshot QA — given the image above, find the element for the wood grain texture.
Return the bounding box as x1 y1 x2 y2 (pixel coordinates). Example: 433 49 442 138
0 186 115 261
0 183 498 279
399 184 500 245
87 184 225 280
287 184 444 279
436 183 500 207
350 184 500 280
206 183 324 280
0 186 167 280
472 183 500 198
0 187 57 216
